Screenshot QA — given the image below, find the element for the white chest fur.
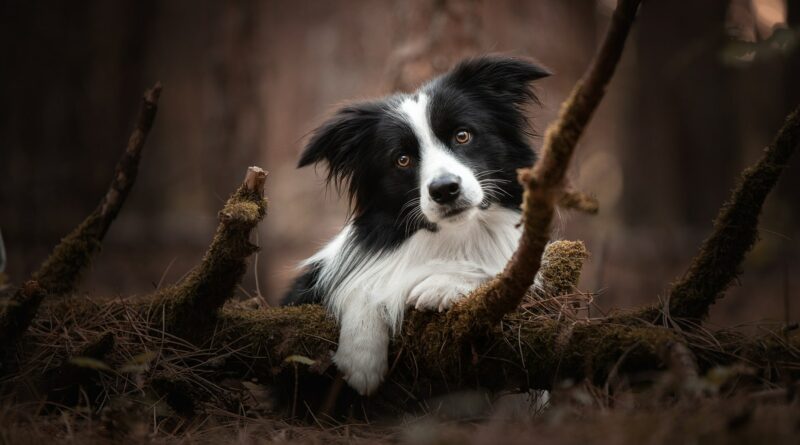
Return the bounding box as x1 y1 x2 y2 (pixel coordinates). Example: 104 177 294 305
305 206 521 331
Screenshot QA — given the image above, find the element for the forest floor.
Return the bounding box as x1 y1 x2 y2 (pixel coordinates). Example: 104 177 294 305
2 368 798 444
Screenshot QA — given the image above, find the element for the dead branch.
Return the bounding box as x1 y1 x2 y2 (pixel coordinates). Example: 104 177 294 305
205 297 799 412
614 105 800 324
445 0 642 338
32 83 162 297
153 166 268 341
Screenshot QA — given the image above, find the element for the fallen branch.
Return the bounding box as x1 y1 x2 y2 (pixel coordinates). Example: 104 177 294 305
21 291 798 415
445 0 642 337
153 166 268 341
32 83 162 297
614 105 800 324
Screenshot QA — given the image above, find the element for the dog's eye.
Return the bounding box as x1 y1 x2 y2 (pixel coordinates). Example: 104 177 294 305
454 129 472 145
396 154 413 169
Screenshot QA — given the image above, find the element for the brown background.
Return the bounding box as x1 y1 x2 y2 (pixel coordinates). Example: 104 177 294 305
1 0 798 326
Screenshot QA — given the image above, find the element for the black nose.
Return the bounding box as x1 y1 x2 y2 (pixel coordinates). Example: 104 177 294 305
428 174 461 204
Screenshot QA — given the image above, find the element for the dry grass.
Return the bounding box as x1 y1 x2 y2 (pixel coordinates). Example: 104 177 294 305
1 290 797 444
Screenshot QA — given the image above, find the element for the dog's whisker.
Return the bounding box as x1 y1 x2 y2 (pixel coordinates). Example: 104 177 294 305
474 169 504 179
479 178 512 185
481 183 512 197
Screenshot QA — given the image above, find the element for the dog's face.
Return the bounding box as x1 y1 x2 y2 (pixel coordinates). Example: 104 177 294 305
299 56 549 243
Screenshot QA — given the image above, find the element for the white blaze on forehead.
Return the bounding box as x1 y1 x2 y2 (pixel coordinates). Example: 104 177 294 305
398 93 436 152
397 93 483 220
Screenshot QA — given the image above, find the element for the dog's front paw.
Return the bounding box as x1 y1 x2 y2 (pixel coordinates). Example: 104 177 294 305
407 275 475 312
333 336 388 396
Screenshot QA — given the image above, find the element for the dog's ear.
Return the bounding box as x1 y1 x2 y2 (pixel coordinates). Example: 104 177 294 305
298 103 381 169
298 103 382 202
443 56 550 105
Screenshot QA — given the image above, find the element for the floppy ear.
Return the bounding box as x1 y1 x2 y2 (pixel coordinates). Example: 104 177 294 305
298 103 382 197
298 104 377 168
443 56 550 105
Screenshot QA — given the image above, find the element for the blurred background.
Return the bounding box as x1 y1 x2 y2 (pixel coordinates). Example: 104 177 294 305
1 0 798 326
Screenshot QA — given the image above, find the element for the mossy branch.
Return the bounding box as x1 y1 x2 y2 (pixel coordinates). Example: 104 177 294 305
210 303 799 408
12 291 798 416
533 240 590 299
615 105 800 324
16 269 800 416
154 166 268 341
448 0 641 337
32 83 162 297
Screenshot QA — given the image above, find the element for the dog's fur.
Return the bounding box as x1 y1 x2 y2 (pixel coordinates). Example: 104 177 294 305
284 56 549 395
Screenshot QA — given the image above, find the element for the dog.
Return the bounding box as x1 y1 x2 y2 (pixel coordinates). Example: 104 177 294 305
283 56 550 395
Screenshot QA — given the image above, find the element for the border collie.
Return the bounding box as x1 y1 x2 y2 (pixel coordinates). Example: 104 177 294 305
284 56 550 395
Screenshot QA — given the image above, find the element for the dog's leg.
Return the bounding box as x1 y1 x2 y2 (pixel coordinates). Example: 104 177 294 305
332 294 389 396
406 261 493 312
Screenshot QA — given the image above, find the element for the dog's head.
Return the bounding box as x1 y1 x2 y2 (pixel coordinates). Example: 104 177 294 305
299 56 549 237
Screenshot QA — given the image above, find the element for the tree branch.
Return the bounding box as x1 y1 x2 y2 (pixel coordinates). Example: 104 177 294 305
445 0 641 337
32 83 162 297
150 303 799 410
614 105 800 324
153 166 268 341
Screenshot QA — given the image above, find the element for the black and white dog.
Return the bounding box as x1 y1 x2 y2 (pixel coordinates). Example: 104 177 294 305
284 56 550 395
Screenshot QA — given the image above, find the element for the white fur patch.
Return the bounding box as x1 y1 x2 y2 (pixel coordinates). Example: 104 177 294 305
306 206 522 394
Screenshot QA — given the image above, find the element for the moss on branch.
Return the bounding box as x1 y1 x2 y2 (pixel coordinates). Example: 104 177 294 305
209 303 799 406
535 240 590 298
615 105 800 324
154 167 268 341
